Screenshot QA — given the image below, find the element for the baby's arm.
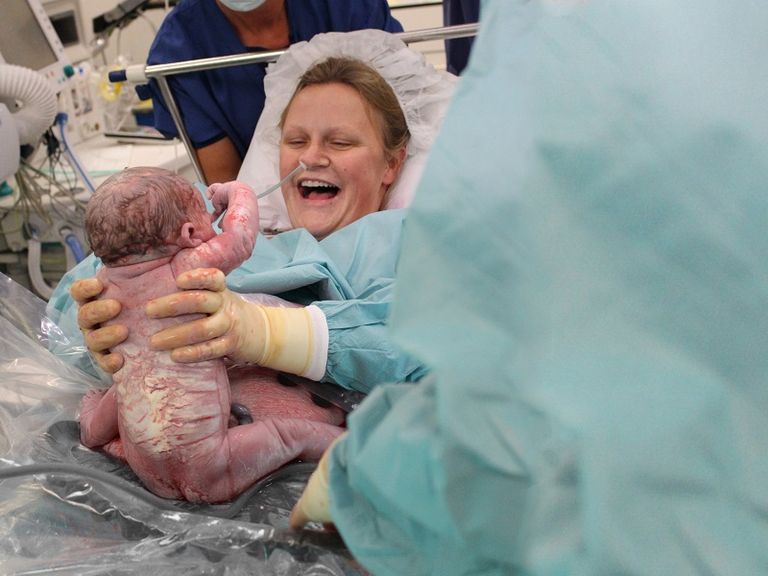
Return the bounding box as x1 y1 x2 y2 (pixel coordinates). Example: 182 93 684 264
183 181 260 274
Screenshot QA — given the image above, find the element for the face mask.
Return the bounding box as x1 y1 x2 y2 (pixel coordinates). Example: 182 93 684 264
219 0 267 12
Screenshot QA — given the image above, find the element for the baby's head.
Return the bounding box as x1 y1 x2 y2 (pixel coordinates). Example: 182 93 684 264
86 167 213 266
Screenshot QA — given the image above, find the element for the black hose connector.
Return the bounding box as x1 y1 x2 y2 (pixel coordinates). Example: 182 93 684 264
108 69 128 83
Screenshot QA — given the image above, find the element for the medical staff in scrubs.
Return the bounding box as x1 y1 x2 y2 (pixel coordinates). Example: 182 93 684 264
138 0 402 183
442 0 479 75
288 1 768 574
48 31 456 394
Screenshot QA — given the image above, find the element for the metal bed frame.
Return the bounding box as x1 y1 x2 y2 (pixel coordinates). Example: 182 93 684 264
137 23 480 183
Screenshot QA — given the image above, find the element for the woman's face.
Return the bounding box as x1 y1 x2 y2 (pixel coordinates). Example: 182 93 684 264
279 82 404 240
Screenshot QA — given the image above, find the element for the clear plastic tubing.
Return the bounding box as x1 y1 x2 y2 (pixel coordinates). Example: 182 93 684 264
257 161 306 199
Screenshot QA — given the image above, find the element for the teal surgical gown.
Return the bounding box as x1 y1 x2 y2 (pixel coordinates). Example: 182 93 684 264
46 209 427 392
324 0 768 574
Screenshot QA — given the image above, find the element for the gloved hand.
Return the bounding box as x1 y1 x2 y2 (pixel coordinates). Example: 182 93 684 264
289 433 346 529
147 268 320 376
70 278 127 373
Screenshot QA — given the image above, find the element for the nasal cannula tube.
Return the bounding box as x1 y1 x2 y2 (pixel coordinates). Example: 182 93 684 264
257 161 307 199
214 161 305 222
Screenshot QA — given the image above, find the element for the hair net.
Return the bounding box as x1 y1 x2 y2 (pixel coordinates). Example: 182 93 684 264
237 29 457 234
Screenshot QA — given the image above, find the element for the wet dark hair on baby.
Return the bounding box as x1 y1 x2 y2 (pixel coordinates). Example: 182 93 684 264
85 167 204 265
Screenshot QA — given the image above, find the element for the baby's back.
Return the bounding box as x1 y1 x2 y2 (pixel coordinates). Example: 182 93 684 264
96 256 231 495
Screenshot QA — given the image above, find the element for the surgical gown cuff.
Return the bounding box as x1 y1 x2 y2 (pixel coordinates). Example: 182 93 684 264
255 304 327 380
304 304 328 381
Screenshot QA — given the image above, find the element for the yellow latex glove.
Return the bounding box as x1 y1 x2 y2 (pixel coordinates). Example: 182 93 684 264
71 278 127 373
289 433 346 529
147 268 320 376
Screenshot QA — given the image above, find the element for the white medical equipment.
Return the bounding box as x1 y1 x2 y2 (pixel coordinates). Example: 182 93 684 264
0 62 58 185
0 62 86 300
0 0 114 296
0 0 103 145
0 0 73 92
0 0 128 299
0 104 21 184
43 0 92 65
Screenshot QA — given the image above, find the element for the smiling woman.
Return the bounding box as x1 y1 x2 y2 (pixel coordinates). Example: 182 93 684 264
278 58 409 239
240 29 456 235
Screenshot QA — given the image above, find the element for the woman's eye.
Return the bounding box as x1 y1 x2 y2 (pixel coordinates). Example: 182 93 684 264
331 140 353 149
284 138 306 147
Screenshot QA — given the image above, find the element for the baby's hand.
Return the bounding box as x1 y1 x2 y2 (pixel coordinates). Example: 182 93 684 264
206 182 230 220
207 181 255 220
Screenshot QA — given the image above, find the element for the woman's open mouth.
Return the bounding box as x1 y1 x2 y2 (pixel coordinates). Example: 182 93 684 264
299 179 340 200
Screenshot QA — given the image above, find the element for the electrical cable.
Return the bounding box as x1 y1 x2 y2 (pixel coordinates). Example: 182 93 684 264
137 11 158 33
55 113 96 194
26 237 54 300
61 230 86 263
4 149 87 295
19 161 86 227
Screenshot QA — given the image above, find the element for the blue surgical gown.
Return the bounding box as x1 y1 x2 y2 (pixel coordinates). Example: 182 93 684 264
46 209 427 392
323 0 768 574
137 0 403 157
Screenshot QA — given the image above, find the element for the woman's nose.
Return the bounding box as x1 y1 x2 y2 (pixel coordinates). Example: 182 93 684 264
299 142 330 169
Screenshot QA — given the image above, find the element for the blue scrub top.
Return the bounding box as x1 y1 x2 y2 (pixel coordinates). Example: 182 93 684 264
139 0 403 157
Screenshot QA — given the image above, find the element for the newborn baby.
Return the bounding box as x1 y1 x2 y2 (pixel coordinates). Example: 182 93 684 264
78 167 342 502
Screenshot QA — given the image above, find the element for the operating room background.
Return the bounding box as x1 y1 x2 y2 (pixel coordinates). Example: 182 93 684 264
0 0 444 299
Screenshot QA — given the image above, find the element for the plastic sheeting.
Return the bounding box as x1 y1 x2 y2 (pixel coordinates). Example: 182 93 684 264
0 272 367 575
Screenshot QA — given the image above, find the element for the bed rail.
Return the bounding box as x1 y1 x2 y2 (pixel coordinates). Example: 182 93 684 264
117 23 480 183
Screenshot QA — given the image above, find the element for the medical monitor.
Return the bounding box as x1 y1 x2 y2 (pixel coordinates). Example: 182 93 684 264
0 0 71 91
43 0 90 64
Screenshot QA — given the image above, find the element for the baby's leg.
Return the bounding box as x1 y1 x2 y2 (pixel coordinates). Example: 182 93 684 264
79 387 119 448
228 368 345 425
196 419 344 503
